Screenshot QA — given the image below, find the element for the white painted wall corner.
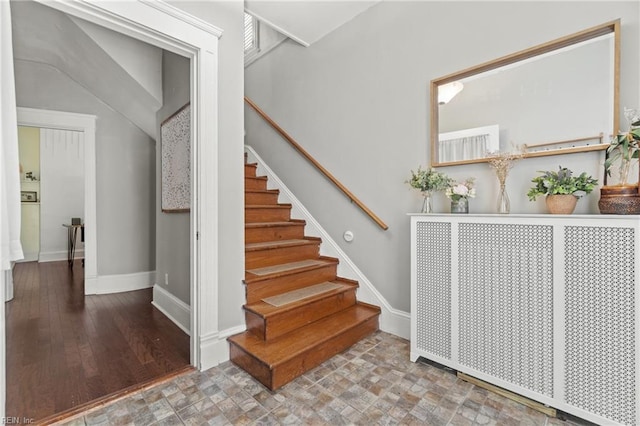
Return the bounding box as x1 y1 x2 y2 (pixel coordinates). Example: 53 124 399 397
152 284 191 335
85 270 155 295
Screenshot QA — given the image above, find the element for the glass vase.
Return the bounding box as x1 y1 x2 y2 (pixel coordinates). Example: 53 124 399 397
451 197 468 214
421 192 433 213
497 184 510 214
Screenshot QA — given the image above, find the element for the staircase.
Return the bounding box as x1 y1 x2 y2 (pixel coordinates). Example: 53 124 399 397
227 157 381 390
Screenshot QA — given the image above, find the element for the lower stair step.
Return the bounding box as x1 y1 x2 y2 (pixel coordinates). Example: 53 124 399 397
244 257 339 303
245 204 292 222
245 220 305 243
245 239 320 269
228 303 381 390
245 189 280 205
244 279 358 341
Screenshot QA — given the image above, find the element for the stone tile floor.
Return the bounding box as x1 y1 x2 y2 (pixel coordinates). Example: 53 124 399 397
57 332 589 426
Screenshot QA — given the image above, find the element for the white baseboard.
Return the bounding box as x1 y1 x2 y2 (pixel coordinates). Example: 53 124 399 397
4 269 13 302
85 270 155 295
39 249 84 263
152 284 191 335
15 252 38 263
199 325 246 370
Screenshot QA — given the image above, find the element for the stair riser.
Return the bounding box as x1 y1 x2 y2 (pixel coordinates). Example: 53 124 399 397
245 164 257 178
245 177 268 191
271 315 379 389
245 264 337 303
246 244 319 270
245 207 291 223
245 192 279 205
246 289 357 341
229 315 379 390
245 224 305 244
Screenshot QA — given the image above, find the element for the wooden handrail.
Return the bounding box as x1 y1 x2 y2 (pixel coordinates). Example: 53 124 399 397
244 96 389 231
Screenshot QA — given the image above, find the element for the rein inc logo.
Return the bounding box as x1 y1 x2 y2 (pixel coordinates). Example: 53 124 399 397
2 418 34 424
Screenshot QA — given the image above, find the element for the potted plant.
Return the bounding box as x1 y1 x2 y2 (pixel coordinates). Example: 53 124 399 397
599 108 640 214
406 166 452 213
527 166 598 214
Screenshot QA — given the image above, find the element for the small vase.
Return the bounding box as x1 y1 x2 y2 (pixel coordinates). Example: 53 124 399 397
451 197 468 214
420 192 433 213
497 184 510 214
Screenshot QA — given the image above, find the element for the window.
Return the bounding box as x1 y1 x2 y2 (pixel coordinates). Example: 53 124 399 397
244 13 258 56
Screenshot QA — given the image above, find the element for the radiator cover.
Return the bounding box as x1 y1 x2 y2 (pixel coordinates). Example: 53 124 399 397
410 215 639 426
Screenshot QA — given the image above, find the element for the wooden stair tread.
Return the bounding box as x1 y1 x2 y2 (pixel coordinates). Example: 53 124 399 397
245 239 318 252
246 258 333 277
245 280 356 316
228 303 380 367
245 220 304 229
246 204 292 209
245 189 279 194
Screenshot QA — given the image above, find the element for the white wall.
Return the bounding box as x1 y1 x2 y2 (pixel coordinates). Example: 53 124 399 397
15 61 156 276
245 1 640 313
156 50 191 305
72 18 163 107
39 128 84 262
168 1 246 331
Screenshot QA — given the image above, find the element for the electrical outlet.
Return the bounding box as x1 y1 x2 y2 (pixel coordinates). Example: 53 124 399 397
165 273 169 286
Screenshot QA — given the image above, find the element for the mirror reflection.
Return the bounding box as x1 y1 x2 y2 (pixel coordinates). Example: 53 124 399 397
430 20 619 167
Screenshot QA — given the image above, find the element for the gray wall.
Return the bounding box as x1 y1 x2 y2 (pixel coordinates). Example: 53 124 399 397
170 1 246 330
15 61 156 276
156 51 191 304
245 1 640 312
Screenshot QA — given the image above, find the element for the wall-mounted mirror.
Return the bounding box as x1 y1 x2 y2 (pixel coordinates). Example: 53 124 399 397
430 20 620 167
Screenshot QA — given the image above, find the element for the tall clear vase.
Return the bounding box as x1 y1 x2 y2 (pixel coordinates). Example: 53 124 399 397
497 183 510 214
421 192 433 213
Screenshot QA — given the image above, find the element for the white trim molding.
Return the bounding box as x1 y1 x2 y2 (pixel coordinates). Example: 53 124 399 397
152 284 191 335
200 325 246 368
140 0 223 38
85 270 155 295
38 250 84 263
4 269 14 302
245 145 410 340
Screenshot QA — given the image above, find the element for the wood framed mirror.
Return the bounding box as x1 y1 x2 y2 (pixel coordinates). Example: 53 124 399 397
430 20 620 167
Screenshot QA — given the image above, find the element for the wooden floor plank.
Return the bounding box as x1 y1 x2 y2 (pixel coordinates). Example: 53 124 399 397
5 260 190 422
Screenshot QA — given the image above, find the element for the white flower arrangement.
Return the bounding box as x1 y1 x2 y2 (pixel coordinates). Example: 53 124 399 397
445 178 476 202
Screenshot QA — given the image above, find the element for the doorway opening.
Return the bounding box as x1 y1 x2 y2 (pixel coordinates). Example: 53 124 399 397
2 0 223 422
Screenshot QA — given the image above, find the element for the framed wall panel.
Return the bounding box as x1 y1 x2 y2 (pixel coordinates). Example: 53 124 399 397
161 103 190 212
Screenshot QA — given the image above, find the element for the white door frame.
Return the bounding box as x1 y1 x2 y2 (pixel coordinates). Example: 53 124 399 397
17 108 97 281
1 2 222 418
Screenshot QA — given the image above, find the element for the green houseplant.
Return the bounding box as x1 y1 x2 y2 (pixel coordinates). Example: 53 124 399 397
527 166 598 214
406 166 452 213
599 108 640 214
604 109 640 185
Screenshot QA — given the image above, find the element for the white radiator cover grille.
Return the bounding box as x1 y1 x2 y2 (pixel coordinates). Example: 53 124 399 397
415 221 452 360
458 223 554 397
564 226 636 426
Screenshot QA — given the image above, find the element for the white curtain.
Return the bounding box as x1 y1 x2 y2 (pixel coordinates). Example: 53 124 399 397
1 2 22 420
1 0 23 270
439 134 491 163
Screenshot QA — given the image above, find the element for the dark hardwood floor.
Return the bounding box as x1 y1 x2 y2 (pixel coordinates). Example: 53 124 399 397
5 260 190 422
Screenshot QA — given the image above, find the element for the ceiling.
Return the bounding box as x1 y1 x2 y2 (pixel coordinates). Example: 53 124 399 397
246 1 380 47
10 0 163 138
